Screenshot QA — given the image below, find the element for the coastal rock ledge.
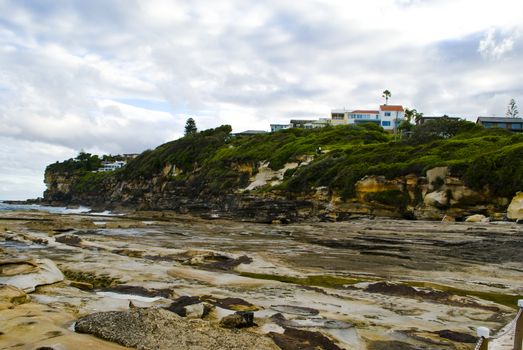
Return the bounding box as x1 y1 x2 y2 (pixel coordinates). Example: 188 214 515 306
75 307 279 350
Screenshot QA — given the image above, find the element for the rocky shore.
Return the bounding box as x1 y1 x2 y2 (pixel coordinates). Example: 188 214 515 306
1 209 522 349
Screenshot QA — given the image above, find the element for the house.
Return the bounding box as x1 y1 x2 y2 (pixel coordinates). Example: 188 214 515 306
330 105 405 130
476 117 523 132
270 124 291 132
98 161 126 172
290 119 317 128
379 105 405 129
417 115 460 125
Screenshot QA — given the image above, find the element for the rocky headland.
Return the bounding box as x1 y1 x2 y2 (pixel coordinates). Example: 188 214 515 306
41 122 523 223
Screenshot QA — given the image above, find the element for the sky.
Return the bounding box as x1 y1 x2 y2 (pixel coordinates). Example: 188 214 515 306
1 0 522 200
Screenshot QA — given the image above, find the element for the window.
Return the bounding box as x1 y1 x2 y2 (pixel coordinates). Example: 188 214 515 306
511 123 522 129
498 123 507 128
384 112 391 117
483 122 492 127
382 121 391 126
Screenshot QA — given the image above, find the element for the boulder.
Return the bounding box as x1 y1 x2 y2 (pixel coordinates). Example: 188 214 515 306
423 191 448 208
508 192 523 220
184 302 206 319
465 214 488 223
0 259 64 292
75 307 278 350
220 311 254 329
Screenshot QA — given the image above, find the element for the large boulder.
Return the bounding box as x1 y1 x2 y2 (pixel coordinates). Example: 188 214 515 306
75 307 278 350
0 259 64 292
508 192 523 220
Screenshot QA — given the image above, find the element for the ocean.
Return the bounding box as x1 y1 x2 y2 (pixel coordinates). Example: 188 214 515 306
0 201 91 214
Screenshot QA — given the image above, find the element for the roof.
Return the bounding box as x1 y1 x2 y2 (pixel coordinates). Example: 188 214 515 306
350 110 379 114
477 117 523 123
422 116 460 120
380 105 404 112
290 119 316 123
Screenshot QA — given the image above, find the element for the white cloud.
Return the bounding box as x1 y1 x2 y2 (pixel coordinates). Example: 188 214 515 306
478 28 516 60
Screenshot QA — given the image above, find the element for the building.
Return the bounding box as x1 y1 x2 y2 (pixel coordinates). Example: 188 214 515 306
330 105 405 130
379 105 405 130
476 117 523 132
270 124 291 132
290 119 317 128
98 161 126 172
417 115 460 125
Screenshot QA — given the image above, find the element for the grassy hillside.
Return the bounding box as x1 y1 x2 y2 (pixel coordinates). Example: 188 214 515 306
46 120 523 201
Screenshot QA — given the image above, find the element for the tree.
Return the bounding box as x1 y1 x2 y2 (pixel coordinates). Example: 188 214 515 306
506 99 519 118
184 118 197 135
382 90 391 105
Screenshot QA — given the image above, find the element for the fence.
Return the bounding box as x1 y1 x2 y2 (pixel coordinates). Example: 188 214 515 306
474 300 523 350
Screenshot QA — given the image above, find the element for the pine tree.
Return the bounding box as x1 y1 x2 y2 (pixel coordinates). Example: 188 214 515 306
506 99 519 118
184 118 197 135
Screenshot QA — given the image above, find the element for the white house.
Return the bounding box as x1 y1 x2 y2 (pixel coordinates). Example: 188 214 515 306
98 161 126 172
330 105 405 131
379 105 405 130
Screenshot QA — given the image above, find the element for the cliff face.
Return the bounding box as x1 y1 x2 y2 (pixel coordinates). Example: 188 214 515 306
43 163 509 222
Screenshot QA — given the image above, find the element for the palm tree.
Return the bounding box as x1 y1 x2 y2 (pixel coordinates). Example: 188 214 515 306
382 90 391 105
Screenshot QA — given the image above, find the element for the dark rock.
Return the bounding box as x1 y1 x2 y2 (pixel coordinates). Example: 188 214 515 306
220 311 254 329
201 295 258 311
435 329 476 343
270 305 319 316
206 255 253 270
55 234 82 247
103 285 172 298
269 327 342 350
364 282 498 311
165 295 203 316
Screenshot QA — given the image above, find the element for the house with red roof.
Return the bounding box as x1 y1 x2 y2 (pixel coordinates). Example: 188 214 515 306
330 104 405 131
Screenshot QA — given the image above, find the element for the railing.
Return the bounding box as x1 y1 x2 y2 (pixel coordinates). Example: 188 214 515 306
474 299 523 350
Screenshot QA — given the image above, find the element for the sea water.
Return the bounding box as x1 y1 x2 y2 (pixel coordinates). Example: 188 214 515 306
0 201 91 214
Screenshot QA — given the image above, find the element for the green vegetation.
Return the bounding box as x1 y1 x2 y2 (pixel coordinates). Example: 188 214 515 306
46 152 102 174
46 118 523 201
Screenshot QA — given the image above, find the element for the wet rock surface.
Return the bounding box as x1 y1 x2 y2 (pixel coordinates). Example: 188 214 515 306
1 210 522 349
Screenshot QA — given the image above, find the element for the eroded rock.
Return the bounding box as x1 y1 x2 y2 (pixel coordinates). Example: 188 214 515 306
0 259 64 292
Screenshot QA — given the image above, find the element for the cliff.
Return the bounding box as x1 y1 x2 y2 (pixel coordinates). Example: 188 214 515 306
43 122 523 222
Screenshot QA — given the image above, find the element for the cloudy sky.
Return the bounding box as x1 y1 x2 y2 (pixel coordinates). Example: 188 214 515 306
1 0 522 199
